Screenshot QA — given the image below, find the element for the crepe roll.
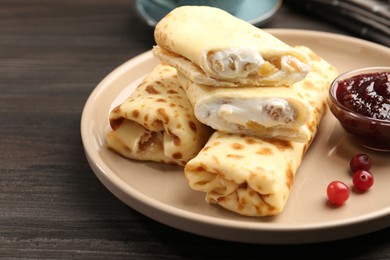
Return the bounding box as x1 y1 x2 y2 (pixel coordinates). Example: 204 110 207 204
153 6 311 87
184 47 338 216
107 64 213 166
178 71 312 142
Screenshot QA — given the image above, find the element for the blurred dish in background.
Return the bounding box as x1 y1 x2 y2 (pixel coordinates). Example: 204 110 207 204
135 0 282 27
284 0 390 47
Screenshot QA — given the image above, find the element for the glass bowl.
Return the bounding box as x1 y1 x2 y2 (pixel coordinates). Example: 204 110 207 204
328 67 390 152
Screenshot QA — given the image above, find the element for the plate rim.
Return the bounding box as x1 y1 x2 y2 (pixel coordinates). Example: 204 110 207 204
81 29 390 244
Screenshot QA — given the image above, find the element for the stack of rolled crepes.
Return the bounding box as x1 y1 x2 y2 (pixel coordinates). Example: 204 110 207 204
107 6 338 217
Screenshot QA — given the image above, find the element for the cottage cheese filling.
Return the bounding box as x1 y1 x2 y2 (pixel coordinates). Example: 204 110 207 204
201 98 297 128
204 47 310 82
206 47 264 79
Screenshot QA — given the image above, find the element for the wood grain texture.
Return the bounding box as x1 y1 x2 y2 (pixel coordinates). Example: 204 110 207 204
0 0 389 259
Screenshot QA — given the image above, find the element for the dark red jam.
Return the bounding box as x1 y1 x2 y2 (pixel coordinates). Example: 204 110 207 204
336 71 390 120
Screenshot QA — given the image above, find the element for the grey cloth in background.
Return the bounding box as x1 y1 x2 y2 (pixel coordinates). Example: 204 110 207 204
285 0 390 47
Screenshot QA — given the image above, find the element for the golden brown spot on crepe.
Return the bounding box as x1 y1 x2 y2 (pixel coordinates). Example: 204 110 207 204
238 198 248 211
167 89 178 94
322 100 327 110
227 154 243 159
112 105 121 113
265 204 277 215
196 164 208 172
231 143 244 150
244 137 257 145
110 118 124 130
186 163 206 173
248 191 277 215
132 110 139 118
267 139 292 151
256 147 273 155
157 108 169 123
212 141 221 146
169 103 176 107
259 195 279 216
307 120 316 133
173 135 181 146
249 190 256 197
218 196 227 203
261 194 271 199
156 98 166 102
303 80 315 90
144 114 149 122
189 121 197 132
145 85 160 94
212 155 220 164
176 123 182 129
172 152 182 159
286 163 294 189
202 145 211 152
151 120 163 129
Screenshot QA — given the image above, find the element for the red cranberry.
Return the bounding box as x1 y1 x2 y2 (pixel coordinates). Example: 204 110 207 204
350 153 372 172
327 181 350 205
353 170 374 191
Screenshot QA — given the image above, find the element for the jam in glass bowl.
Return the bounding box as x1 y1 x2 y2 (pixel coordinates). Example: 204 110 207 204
328 67 390 152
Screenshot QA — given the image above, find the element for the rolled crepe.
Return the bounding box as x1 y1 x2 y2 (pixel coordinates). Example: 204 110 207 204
107 64 212 166
178 67 312 143
184 46 338 216
153 6 311 87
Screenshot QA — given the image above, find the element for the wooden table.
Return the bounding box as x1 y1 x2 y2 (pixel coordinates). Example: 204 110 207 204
1 0 389 258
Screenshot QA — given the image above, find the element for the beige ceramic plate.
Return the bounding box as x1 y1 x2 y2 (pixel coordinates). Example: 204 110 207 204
81 29 390 244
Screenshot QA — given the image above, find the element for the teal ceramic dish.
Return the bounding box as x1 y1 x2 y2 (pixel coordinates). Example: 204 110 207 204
135 0 282 27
